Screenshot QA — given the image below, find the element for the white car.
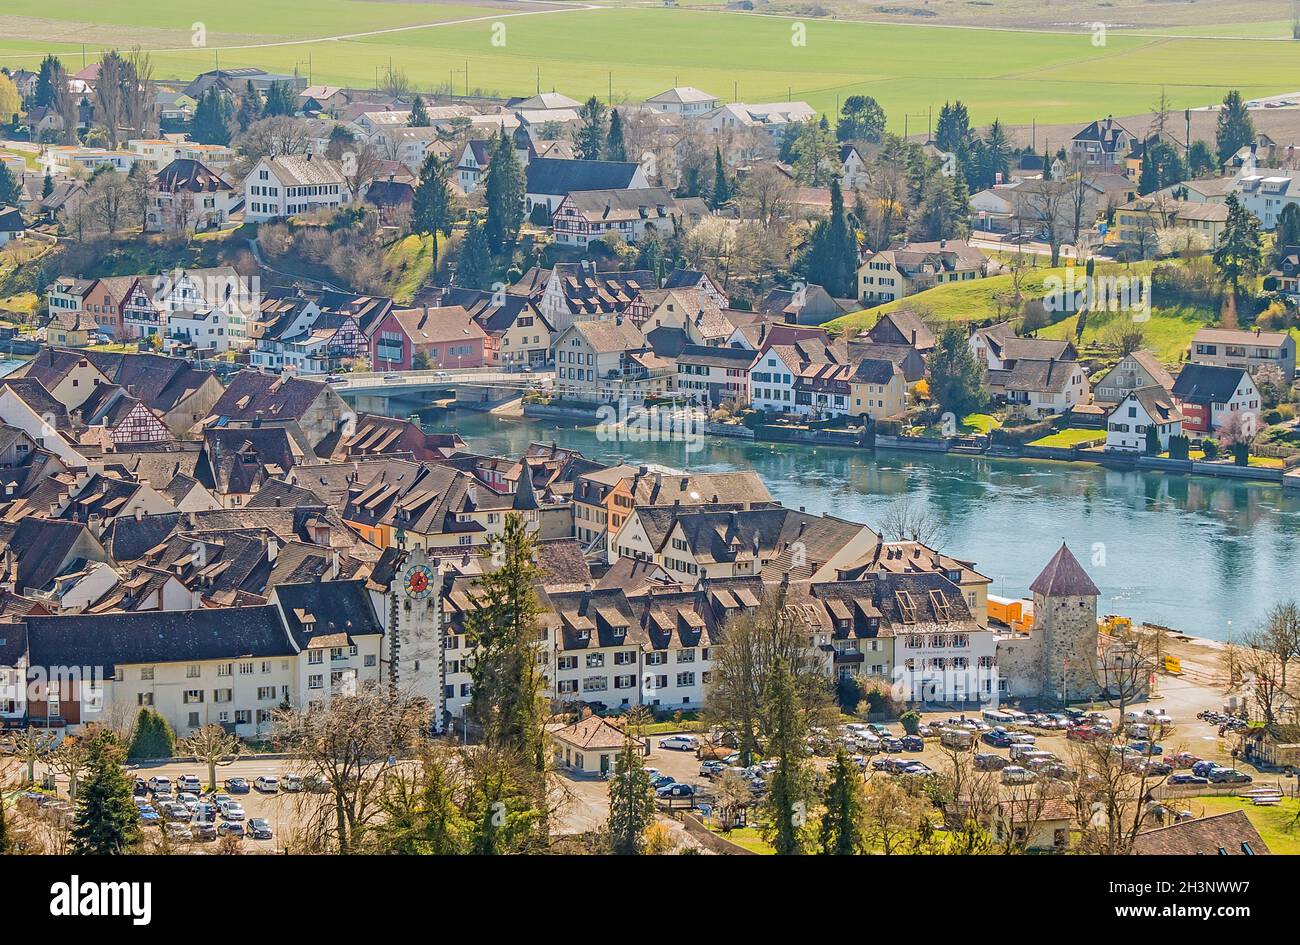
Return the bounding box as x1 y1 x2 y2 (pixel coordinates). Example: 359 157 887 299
658 735 699 752
219 801 245 821
146 776 171 793
281 774 303 792
254 776 279 793
175 775 201 793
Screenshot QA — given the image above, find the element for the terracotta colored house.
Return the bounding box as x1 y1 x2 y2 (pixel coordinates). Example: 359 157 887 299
370 305 491 371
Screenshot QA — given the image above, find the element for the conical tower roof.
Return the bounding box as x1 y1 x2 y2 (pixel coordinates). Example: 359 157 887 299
1029 542 1100 598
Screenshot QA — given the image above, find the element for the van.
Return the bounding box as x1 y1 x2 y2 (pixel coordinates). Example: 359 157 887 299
658 735 699 752
982 709 1013 725
1015 749 1057 766
940 729 975 750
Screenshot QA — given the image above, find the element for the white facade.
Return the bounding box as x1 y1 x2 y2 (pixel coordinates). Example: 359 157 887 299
242 155 349 223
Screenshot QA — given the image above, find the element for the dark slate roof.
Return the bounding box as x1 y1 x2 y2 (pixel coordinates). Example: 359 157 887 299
24 605 293 673
0 377 70 430
272 579 382 649
210 371 328 423
525 157 642 197
677 344 756 369
851 357 898 384
156 159 231 193
1029 543 1100 598
2 518 97 592
1171 363 1249 405
101 512 184 562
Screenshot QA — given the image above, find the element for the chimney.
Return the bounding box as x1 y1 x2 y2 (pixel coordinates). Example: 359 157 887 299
419 306 429 329
134 506 143 522
267 536 279 562
329 549 341 580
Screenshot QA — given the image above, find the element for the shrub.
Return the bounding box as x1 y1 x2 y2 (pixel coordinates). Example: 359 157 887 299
900 710 922 735
128 708 176 761
1200 437 1218 459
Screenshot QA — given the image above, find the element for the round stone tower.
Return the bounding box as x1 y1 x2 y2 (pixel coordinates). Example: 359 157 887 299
1030 543 1101 704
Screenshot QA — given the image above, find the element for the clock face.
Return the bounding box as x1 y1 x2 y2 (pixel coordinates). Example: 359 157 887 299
403 564 433 599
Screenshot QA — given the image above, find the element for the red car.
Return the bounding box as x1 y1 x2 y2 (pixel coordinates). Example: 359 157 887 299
1067 725 1109 742
1168 751 1201 769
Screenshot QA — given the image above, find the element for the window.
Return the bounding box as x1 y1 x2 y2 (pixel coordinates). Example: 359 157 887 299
137 692 154 706
309 650 324 665
140 667 154 681
239 662 254 675
217 663 232 677
214 689 232 703
308 675 324 690
676 672 696 687
183 690 204 704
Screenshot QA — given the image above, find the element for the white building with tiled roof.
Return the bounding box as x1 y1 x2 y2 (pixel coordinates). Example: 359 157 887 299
242 154 350 222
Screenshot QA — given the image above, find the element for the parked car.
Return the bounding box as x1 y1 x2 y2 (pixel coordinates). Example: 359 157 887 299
880 737 905 752
901 735 924 752
699 760 728 778
1191 760 1218 778
133 778 148 796
974 752 1009 772
1127 741 1163 756
224 777 251 794
658 735 699 752
1000 766 1036 785
191 822 218 841
138 806 161 825
164 823 193 842
253 776 279 793
219 801 246 821
982 729 1013 748
282 774 304 792
1208 767 1252 784
656 782 696 798
217 821 245 838
1169 774 1209 785
1169 752 1201 769
248 818 274 840
146 776 171 793
175 775 201 793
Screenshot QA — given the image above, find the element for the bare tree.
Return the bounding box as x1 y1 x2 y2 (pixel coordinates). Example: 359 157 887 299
180 724 242 791
237 115 313 160
737 163 795 230
1021 181 1068 265
95 51 127 148
877 495 949 549
1235 601 1300 725
340 142 384 204
9 728 58 784
861 775 930 854
1063 161 1098 247
274 684 429 854
48 736 90 800
379 65 412 100
91 172 130 234
123 47 157 139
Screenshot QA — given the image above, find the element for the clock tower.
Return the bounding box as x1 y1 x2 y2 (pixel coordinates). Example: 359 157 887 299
389 548 447 732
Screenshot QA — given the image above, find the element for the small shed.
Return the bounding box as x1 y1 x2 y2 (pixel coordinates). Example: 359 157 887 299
552 715 646 777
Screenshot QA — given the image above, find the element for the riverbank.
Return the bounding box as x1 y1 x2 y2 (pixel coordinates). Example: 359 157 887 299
522 403 1294 486
452 409 1300 641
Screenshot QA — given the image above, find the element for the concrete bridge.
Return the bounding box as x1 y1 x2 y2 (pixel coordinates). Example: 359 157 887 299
333 367 553 413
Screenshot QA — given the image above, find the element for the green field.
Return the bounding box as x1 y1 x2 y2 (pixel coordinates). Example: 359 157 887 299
4 1 1300 126
1192 795 1300 855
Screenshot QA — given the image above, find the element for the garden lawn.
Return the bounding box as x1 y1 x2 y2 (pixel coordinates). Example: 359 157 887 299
961 413 1001 434
1039 301 1214 364
1027 428 1106 448
709 824 774 854
1192 795 1300 855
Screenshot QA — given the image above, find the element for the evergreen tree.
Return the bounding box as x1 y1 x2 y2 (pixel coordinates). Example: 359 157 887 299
1275 203 1300 260
35 54 62 108
606 736 655 854
261 80 295 118
636 230 665 281
982 119 1011 186
0 160 18 207
836 95 885 143
42 170 54 198
127 708 176 761
927 324 987 419
70 731 140 855
605 108 626 162
409 95 431 127
484 127 525 249
191 87 232 145
455 213 494 289
778 121 801 163
1187 140 1217 177
1213 191 1263 300
576 95 607 161
411 152 456 266
818 749 867 855
235 81 262 133
802 179 856 297
761 657 810 855
792 117 839 186
1138 140 1188 195
710 147 731 209
934 101 973 160
1215 90 1256 163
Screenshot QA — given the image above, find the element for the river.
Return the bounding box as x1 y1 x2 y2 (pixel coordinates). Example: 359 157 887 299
444 410 1300 642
